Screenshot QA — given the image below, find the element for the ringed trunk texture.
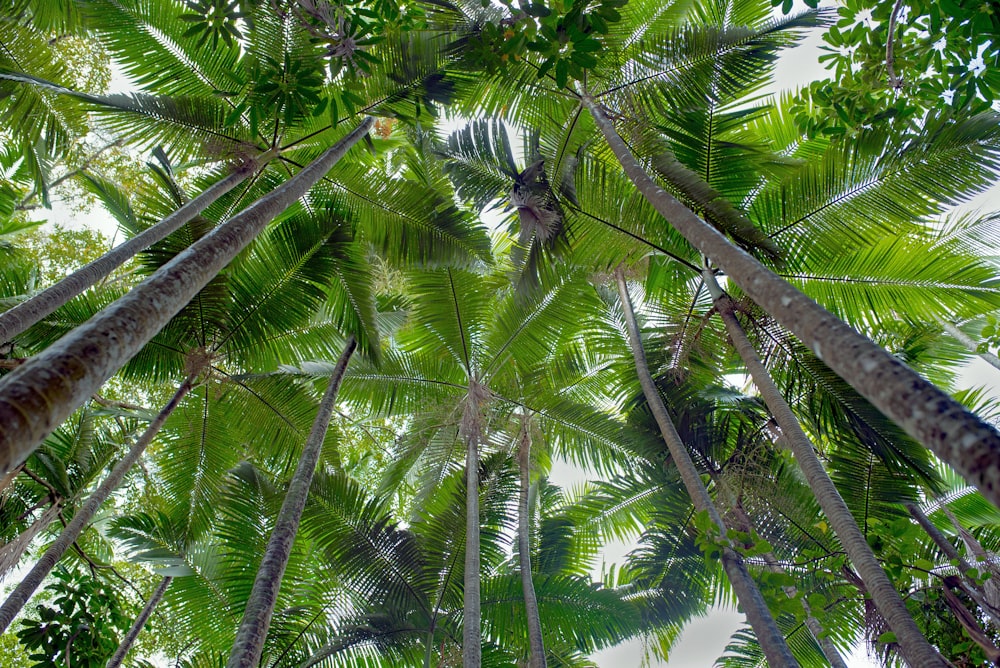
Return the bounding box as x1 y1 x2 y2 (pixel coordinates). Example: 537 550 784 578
906 502 1000 628
463 428 482 667
0 117 374 477
939 320 1000 373
614 268 799 667
703 270 947 667
517 422 546 668
226 338 356 668
0 153 273 346
0 374 196 633
105 575 172 668
583 95 1000 511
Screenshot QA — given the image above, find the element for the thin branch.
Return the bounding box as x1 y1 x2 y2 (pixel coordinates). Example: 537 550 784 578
886 0 906 90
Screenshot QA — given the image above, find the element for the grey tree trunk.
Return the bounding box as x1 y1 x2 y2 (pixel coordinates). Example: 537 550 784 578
0 373 197 633
906 502 1000 628
463 427 482 667
582 94 1000 512
0 117 373 477
0 464 21 495
702 270 947 667
105 575 172 668
940 584 1000 662
0 153 273 345
939 320 1000 373
226 338 356 668
614 268 799 667
0 501 61 579
517 421 546 668
720 491 848 668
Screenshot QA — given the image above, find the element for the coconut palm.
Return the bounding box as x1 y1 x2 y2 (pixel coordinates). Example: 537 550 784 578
613 268 798 665
338 265 634 663
0 0 493 474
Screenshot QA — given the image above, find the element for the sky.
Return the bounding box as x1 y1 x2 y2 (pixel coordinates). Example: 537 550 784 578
21 1 1000 666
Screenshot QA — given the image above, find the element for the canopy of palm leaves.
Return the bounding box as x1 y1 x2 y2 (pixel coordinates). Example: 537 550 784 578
2 0 1000 666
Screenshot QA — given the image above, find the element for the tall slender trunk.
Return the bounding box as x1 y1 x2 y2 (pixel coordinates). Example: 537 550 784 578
0 373 197 633
226 338 356 668
702 270 948 666
940 584 1000 662
0 152 274 345
614 268 799 667
463 425 481 668
105 575 172 668
0 117 373 477
718 486 848 668
939 320 1000 373
460 378 490 667
940 503 999 575
0 464 22 495
517 421 545 668
582 94 1000 511
0 501 61 579
906 502 1000 628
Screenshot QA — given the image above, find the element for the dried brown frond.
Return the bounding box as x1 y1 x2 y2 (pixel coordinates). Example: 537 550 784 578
184 346 215 380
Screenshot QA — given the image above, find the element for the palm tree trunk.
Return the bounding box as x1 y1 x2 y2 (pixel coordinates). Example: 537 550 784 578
105 575 172 668
582 94 1000 512
940 583 1000 662
0 117 373 478
460 378 490 668
614 268 799 667
939 320 1000 373
463 429 482 667
906 502 1000 628
517 421 545 668
719 490 848 668
0 151 274 345
0 372 197 633
940 503 999 574
226 337 356 668
0 501 61 579
0 464 22 495
702 269 948 667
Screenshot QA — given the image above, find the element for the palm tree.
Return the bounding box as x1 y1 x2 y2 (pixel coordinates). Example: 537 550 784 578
0 0 489 475
0 369 200 633
441 0 1000 511
227 337 355 668
338 264 646 663
6 1 1000 665
516 417 546 667
0 116 374 476
0 405 119 579
105 574 172 668
613 267 798 666
582 94 1000 521
700 268 945 663
0 156 270 344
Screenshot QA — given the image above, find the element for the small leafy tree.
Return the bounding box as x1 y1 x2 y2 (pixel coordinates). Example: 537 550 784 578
14 567 131 668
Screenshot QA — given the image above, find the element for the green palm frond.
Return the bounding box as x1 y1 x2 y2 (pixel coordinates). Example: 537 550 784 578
0 68 252 160
481 573 642 654
597 12 824 111
753 112 1000 253
440 118 519 210
80 0 244 99
0 18 86 152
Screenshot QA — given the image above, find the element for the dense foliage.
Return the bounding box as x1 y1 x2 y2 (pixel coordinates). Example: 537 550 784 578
2 0 1000 666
